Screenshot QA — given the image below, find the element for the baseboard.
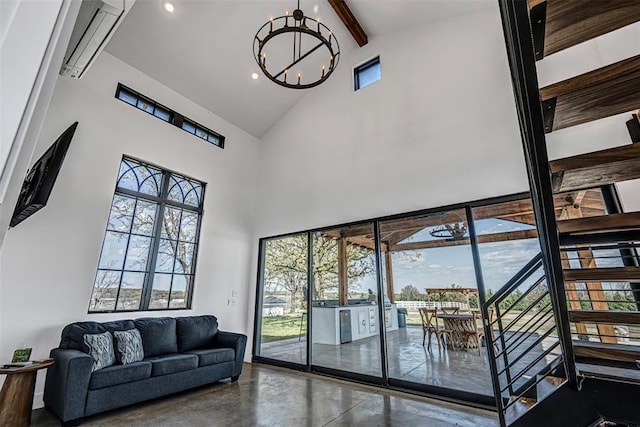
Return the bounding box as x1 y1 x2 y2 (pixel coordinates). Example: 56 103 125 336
33 392 45 409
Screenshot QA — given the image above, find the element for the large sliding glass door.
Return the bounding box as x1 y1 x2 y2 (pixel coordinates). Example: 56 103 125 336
256 233 308 366
253 193 558 405
380 209 494 401
310 224 384 379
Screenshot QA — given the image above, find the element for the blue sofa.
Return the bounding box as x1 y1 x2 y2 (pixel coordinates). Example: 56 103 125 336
44 315 246 424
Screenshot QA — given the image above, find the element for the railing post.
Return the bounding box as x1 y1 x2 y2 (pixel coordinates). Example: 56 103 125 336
495 305 514 396
498 0 578 389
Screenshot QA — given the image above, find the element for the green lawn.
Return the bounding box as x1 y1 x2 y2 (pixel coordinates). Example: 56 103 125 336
405 311 422 326
261 315 306 343
261 311 421 344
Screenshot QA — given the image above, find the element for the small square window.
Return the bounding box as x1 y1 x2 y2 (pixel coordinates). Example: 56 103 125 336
354 56 381 91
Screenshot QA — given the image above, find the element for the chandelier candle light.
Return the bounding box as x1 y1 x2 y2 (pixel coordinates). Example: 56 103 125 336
253 0 340 89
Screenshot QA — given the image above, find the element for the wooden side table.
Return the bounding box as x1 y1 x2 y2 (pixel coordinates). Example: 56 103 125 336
0 359 54 427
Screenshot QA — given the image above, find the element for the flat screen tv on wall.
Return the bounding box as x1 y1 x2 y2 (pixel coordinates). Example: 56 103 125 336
10 121 78 227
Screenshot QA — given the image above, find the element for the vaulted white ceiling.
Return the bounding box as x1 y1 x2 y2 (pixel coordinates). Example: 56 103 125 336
106 0 494 138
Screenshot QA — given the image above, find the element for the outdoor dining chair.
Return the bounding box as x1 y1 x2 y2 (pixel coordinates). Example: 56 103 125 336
462 310 485 355
440 306 460 315
418 307 452 351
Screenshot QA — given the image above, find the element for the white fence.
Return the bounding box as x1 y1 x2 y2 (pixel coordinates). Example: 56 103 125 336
395 301 469 310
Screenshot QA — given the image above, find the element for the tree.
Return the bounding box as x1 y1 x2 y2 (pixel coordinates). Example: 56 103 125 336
263 236 308 313
399 284 420 301
263 234 375 312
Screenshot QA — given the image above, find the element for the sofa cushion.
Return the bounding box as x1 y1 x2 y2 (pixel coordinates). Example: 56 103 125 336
186 348 235 367
113 328 144 364
146 354 198 376
88 361 152 390
176 315 219 352
60 320 135 352
84 332 116 372
134 317 177 357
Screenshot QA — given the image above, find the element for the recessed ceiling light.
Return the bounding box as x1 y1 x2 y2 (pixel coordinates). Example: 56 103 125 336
251 73 259 80
163 1 174 13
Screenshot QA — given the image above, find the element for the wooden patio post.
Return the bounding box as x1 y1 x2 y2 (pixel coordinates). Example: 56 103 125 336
338 238 348 306
385 250 395 303
561 252 589 337
564 205 617 344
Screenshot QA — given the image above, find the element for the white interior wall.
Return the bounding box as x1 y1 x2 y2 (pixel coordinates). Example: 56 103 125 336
255 6 527 238
250 6 530 353
0 0 20 46
4 0 639 413
0 0 57 171
0 52 259 407
0 0 68 226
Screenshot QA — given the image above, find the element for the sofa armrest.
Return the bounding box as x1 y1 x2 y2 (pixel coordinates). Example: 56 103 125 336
44 348 93 423
214 331 247 378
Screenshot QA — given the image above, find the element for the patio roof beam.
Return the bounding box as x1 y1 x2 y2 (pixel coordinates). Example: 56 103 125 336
390 229 539 251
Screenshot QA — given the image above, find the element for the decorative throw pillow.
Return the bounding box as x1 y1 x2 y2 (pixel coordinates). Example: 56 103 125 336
113 329 144 365
83 331 116 372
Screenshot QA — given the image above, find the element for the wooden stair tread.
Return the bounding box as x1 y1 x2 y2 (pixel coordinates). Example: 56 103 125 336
563 266 640 282
574 341 640 363
550 143 640 193
576 362 640 383
530 0 640 59
569 309 640 325
539 55 640 132
558 212 640 235
516 396 537 407
536 375 564 401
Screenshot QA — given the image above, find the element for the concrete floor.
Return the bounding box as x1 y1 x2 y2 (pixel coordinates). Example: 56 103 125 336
261 327 495 395
261 326 560 398
32 363 498 426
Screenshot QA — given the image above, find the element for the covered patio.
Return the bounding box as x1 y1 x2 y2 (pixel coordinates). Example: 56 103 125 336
256 188 613 402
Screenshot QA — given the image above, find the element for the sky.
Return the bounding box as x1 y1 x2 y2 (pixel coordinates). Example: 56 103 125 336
354 217 542 296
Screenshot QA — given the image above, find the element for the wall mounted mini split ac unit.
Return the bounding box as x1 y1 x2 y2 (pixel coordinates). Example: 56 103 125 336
60 0 135 79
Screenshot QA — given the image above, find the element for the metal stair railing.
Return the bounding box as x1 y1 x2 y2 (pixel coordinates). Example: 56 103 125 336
483 252 566 426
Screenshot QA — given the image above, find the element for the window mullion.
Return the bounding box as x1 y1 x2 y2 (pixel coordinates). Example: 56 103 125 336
167 209 185 308
141 171 172 310
116 187 163 204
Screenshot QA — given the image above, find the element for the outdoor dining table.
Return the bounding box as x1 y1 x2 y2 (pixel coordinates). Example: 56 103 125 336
437 313 478 350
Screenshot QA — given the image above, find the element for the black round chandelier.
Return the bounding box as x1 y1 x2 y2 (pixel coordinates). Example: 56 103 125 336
430 223 468 240
253 1 340 89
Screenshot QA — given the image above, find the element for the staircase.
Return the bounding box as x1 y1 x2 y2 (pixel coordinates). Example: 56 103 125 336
488 1 640 425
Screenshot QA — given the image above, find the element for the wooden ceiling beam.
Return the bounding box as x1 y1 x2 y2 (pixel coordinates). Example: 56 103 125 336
327 0 368 47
